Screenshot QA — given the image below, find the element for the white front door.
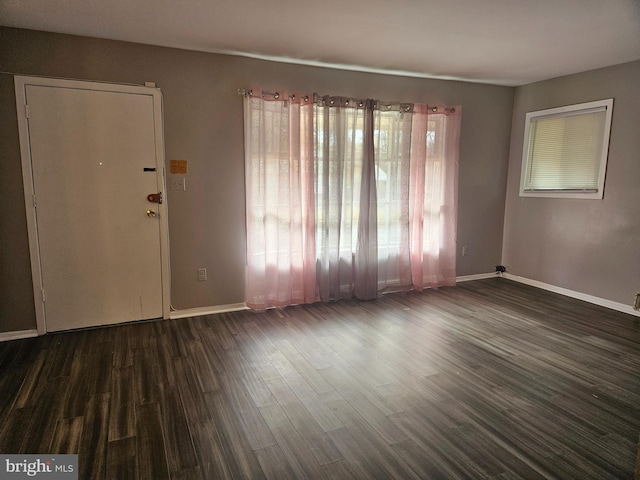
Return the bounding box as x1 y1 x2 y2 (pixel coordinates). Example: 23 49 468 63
15 77 169 333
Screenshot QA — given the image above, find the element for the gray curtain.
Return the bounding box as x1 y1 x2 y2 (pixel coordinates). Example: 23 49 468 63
354 100 378 299
315 96 378 301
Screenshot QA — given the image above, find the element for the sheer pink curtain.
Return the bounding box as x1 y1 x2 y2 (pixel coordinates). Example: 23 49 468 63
375 105 413 292
244 90 316 309
410 105 461 289
244 90 461 309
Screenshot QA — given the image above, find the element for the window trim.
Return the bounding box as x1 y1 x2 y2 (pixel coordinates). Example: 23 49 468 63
519 98 614 199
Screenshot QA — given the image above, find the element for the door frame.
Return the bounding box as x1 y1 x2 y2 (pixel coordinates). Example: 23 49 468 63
14 75 171 334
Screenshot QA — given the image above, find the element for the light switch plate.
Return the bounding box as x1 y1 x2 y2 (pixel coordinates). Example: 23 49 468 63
171 176 186 191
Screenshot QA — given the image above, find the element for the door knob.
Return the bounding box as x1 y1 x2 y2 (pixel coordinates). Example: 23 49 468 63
146 209 156 217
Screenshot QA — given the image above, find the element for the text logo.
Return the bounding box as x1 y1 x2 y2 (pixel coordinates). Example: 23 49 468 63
1 455 77 479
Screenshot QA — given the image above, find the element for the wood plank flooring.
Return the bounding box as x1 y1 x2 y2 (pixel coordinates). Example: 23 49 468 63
1 278 639 479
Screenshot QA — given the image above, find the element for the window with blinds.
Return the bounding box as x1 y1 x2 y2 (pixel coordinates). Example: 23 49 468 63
519 99 613 199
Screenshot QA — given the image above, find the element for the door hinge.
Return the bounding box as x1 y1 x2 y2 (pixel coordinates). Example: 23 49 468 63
33 194 37 208
41 289 46 302
25 104 29 119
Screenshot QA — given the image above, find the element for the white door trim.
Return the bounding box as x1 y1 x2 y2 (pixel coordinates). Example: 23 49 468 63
14 75 171 334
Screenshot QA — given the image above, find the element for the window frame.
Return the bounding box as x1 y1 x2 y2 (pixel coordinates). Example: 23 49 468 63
519 98 614 199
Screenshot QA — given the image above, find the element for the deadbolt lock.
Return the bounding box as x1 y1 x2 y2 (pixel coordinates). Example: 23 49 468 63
147 192 163 204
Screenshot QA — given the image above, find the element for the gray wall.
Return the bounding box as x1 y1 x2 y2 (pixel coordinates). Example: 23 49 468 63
0 27 514 333
502 60 640 306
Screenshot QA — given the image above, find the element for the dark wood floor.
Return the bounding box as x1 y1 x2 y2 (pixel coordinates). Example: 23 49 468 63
1 278 639 479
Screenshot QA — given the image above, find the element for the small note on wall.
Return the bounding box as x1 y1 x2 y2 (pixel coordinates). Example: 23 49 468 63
170 160 188 174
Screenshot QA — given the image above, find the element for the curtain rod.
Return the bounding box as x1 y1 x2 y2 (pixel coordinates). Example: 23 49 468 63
238 89 311 102
238 88 455 113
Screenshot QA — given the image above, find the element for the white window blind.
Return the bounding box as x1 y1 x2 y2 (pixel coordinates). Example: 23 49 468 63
520 99 613 199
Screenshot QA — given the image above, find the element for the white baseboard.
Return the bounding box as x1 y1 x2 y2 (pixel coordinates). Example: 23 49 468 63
456 272 499 282
504 273 640 317
169 302 248 320
0 329 39 343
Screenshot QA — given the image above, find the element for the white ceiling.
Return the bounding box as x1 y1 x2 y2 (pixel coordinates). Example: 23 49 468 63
2 0 639 86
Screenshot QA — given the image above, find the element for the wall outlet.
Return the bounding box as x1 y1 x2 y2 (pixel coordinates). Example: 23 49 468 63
197 268 207 281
